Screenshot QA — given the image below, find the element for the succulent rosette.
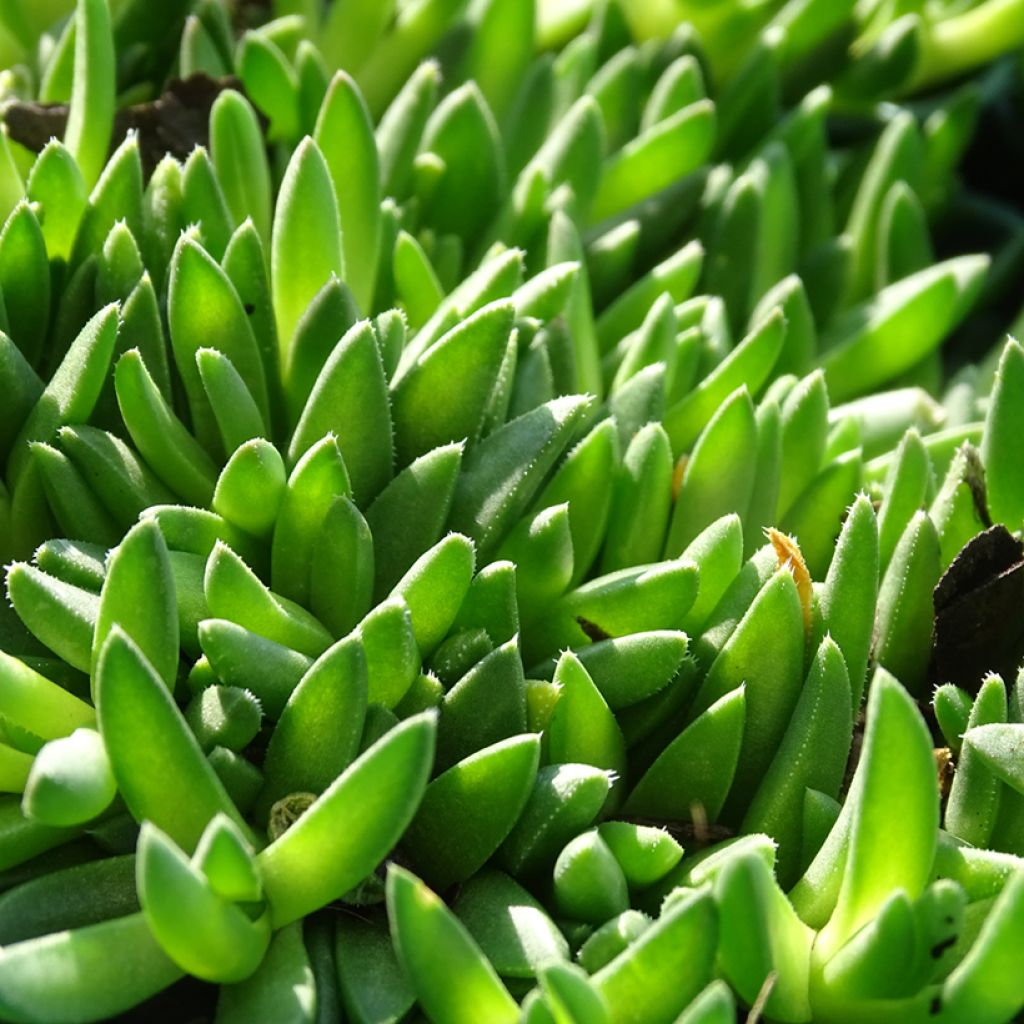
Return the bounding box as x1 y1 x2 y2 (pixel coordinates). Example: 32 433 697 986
0 1 1023 1022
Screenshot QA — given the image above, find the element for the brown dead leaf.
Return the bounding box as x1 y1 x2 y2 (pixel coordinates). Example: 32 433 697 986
931 525 1024 694
767 527 813 635
3 73 251 175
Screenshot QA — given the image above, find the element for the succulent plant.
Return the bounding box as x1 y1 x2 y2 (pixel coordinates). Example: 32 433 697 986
0 0 1023 1022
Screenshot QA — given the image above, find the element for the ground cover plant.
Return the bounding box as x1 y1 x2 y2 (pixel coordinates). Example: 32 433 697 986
0 0 1023 1021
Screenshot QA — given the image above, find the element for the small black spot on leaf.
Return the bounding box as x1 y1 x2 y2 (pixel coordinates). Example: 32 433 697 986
576 617 611 643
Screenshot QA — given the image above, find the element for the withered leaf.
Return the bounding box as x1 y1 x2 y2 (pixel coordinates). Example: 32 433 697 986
931 525 1024 694
3 73 253 175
